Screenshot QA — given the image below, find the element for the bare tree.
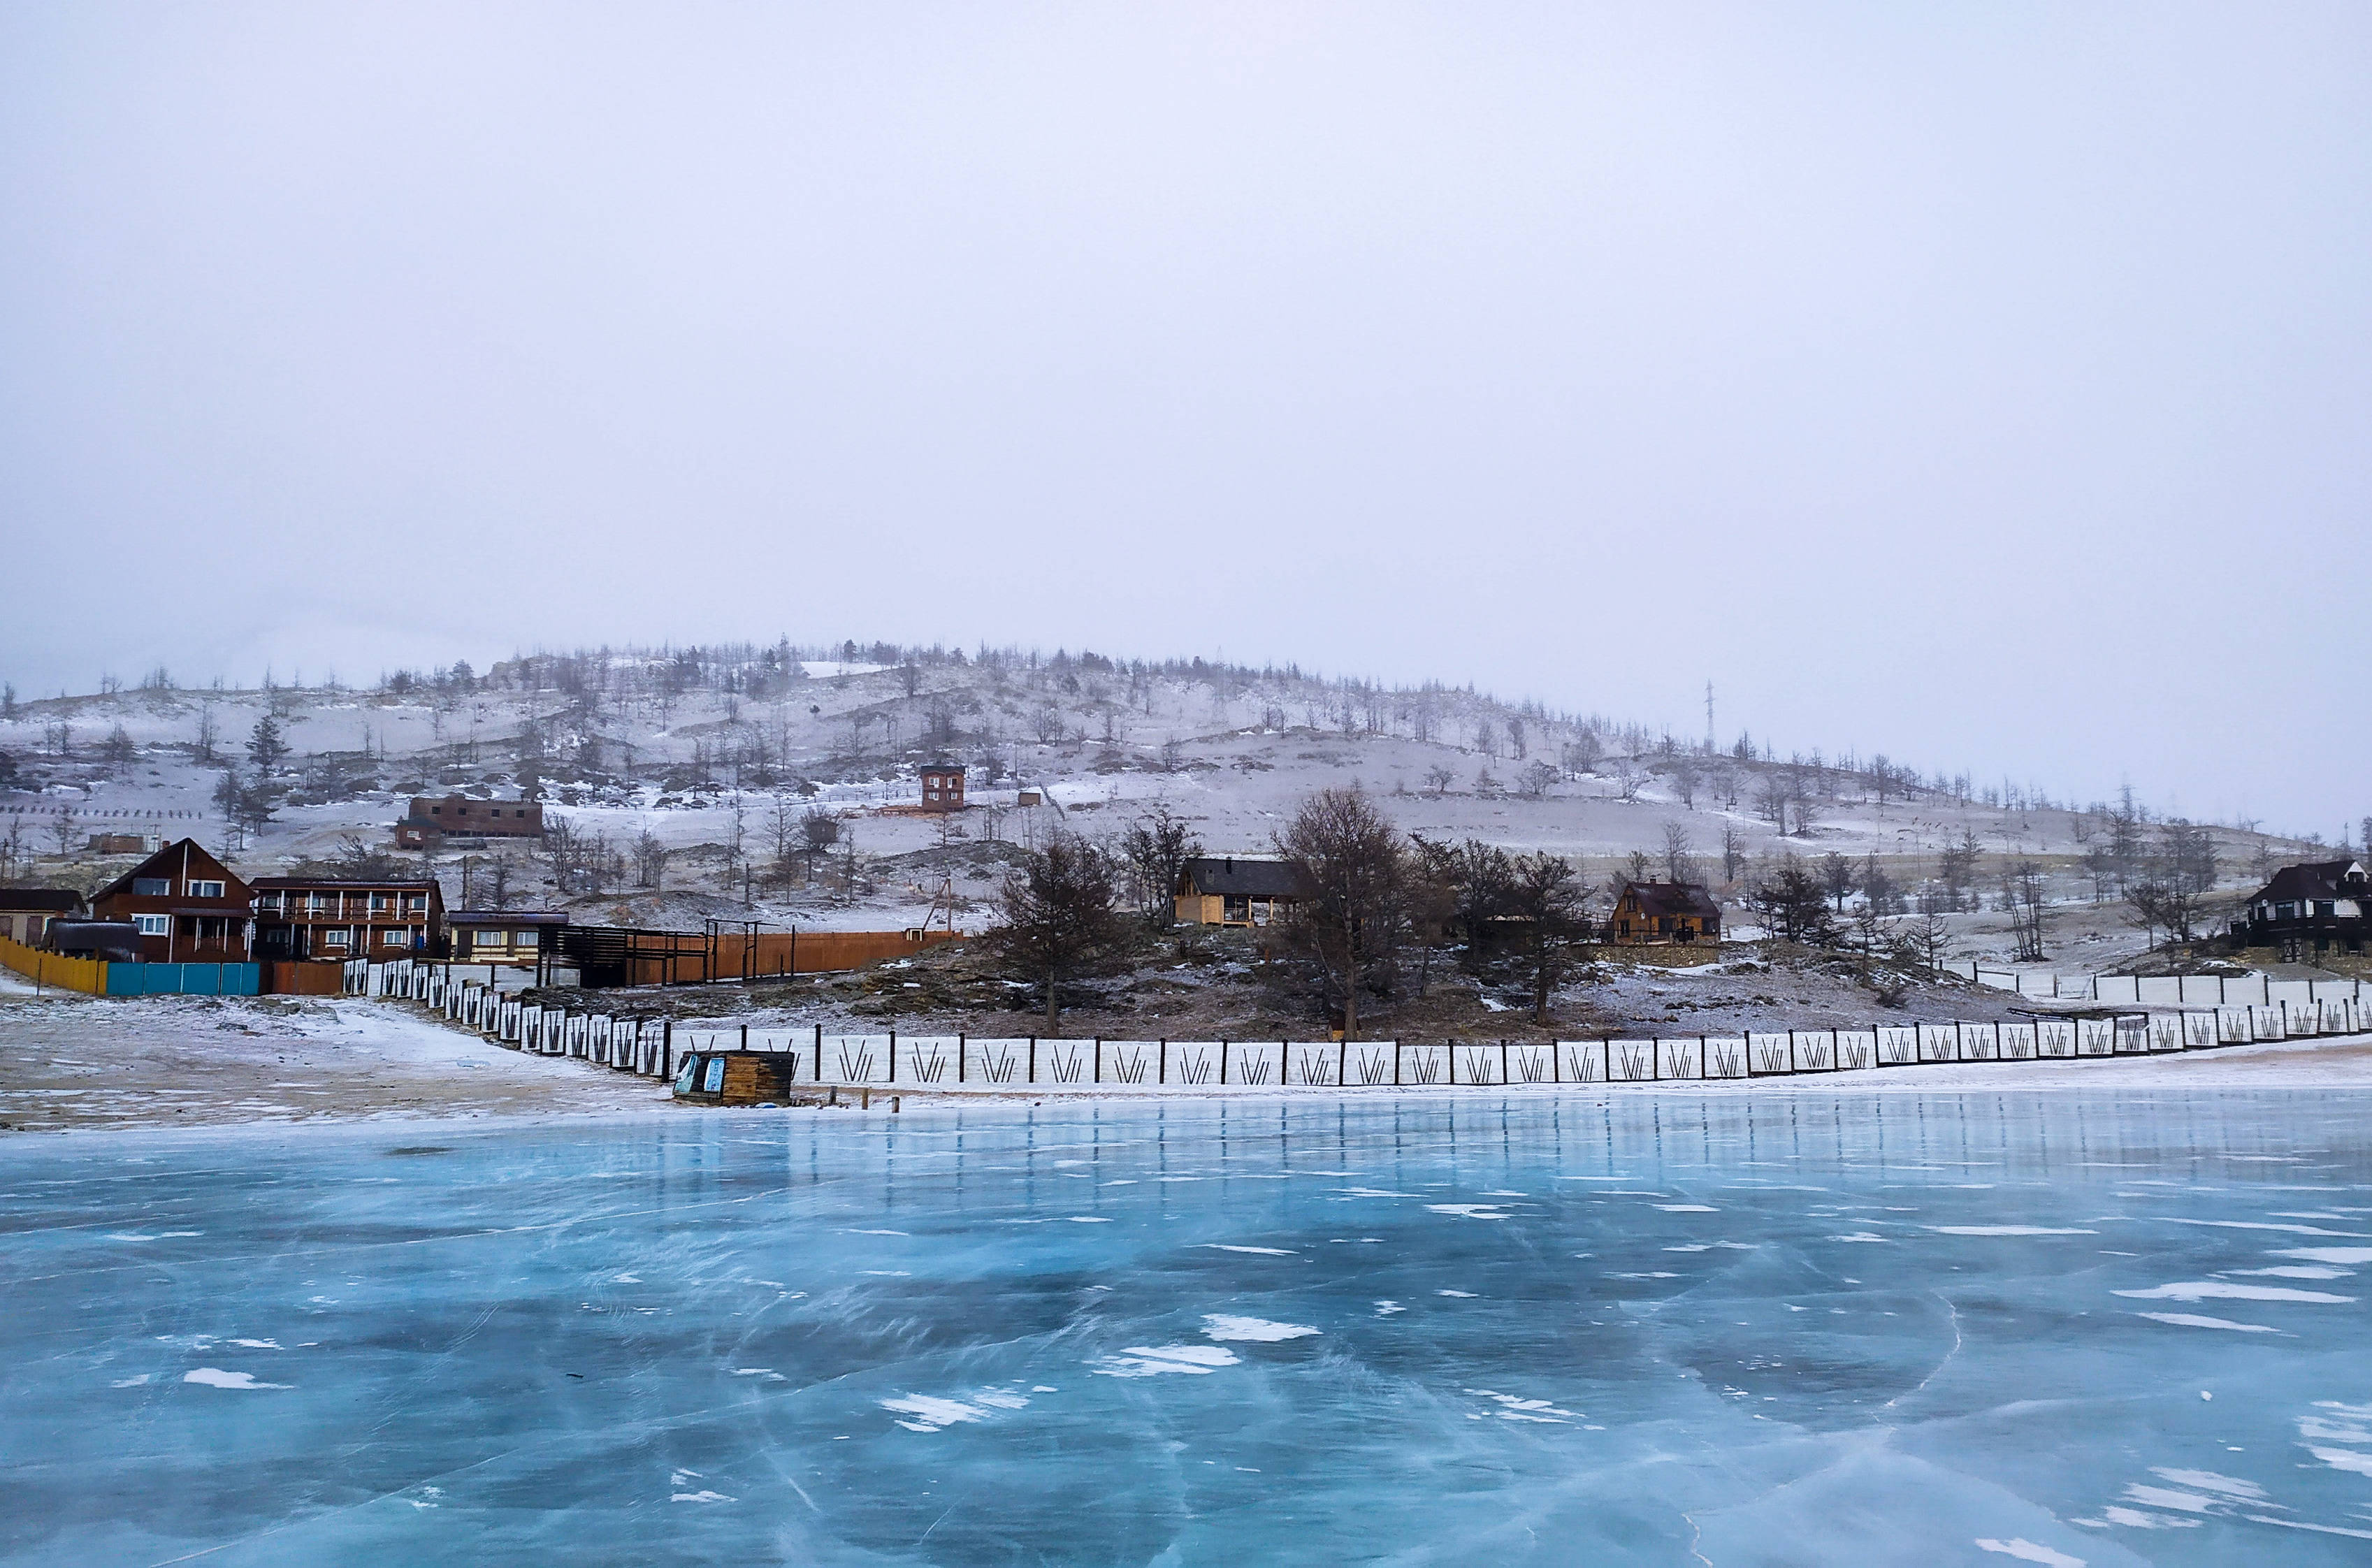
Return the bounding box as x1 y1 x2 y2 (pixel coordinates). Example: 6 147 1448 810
193 705 219 764
2007 859 2047 961
1661 822 1697 883
1612 756 1643 802
1422 764 1457 797
632 825 668 890
767 793 798 878
1275 785 1407 1040
485 850 516 911
1119 804 1202 926
1518 760 1559 800
1720 821 1747 885
49 804 78 856
1669 757 1701 808
1503 852 1586 1023
988 832 1128 1031
1897 909 1953 974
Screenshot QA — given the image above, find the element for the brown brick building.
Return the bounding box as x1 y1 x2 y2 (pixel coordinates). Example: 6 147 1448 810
395 795 546 850
89 839 254 963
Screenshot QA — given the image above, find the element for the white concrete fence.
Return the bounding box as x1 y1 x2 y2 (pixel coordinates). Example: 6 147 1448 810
1966 966 2366 1009
345 958 2366 1096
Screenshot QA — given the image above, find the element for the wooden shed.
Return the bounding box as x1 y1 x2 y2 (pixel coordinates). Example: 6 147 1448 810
671 1050 817 1106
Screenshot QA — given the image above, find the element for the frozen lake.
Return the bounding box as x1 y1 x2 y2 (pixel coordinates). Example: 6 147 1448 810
7 1093 2372 1566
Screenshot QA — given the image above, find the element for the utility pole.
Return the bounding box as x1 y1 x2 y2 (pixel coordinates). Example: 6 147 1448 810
1704 681 1716 753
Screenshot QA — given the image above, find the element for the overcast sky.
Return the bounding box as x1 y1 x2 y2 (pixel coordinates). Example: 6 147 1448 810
2 3 2365 834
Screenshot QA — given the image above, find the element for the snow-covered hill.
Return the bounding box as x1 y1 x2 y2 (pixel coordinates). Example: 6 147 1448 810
0 644 2320 964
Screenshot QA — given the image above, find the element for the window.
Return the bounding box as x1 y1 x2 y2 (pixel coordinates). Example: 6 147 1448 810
321 928 350 948
257 892 282 911
514 929 540 948
132 877 170 896
308 894 328 914
2277 902 2297 920
403 895 426 911
133 914 170 936
382 929 408 947
370 894 392 911
189 880 224 899
2317 901 2336 919
0 917 13 940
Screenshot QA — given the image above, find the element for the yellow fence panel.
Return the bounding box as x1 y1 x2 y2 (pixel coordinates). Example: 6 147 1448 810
0 935 107 994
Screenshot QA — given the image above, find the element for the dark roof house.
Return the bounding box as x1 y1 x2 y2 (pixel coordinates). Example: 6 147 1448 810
2234 859 2368 955
1174 857 1317 927
1609 880 1723 945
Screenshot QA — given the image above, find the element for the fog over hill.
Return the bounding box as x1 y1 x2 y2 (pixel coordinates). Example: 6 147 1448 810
0 641 2338 971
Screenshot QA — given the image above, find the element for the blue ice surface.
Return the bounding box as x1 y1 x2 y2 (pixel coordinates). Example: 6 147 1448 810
6 1091 2372 1566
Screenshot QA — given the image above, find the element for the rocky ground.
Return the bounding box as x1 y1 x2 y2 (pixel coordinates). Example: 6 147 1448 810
606 931 2115 1044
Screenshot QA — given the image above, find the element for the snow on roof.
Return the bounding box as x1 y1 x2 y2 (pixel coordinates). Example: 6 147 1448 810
2251 860 2368 903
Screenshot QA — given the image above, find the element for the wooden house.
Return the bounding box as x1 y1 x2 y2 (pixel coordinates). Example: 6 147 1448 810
1174 857 1316 928
251 876 444 962
919 763 967 811
0 887 87 948
88 839 254 963
1608 880 1723 945
2234 859 2369 957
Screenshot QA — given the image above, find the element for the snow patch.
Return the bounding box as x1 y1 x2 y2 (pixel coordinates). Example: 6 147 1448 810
1202 1315 1319 1342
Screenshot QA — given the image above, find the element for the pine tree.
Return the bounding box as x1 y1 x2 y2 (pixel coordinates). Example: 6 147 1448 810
246 713 289 774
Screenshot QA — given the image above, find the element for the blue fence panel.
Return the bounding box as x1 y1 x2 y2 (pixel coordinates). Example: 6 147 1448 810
103 961 259 996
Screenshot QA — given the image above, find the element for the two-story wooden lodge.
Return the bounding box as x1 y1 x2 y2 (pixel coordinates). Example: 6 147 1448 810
250 877 444 962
